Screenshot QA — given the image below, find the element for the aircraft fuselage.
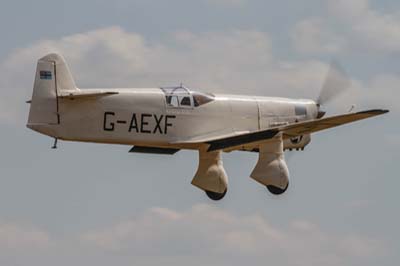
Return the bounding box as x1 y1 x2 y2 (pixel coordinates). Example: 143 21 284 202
28 87 317 151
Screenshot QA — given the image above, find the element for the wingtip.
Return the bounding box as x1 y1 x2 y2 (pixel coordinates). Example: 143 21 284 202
358 109 389 115
374 109 389 115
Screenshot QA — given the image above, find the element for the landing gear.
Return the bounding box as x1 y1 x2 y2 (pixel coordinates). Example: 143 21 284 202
205 189 227 201
266 183 289 195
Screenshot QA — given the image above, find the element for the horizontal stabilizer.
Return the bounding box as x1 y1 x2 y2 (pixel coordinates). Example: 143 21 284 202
129 146 180 155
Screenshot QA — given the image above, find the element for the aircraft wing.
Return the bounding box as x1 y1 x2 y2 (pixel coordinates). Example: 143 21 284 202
201 109 388 152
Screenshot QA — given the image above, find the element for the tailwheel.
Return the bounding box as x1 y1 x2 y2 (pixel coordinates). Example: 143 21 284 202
205 188 227 201
266 183 289 195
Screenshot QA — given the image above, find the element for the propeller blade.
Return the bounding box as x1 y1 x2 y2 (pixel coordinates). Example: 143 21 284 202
317 61 351 106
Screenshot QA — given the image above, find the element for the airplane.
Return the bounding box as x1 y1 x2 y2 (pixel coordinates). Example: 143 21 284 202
26 53 389 200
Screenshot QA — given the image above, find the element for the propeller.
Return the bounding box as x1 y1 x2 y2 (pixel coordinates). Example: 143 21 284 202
316 61 351 118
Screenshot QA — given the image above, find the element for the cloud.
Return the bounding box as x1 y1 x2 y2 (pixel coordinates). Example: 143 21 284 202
291 20 339 55
292 0 400 54
0 208 388 266
332 0 400 53
1 27 274 90
341 235 385 258
291 18 345 54
79 204 385 266
0 222 53 266
0 222 50 250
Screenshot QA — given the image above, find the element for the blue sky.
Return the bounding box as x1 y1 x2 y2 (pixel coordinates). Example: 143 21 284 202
0 0 398 265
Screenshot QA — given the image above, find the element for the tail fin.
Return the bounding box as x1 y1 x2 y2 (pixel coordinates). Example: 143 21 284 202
27 53 77 125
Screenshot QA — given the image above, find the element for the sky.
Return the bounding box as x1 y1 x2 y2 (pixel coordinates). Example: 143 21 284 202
0 0 399 265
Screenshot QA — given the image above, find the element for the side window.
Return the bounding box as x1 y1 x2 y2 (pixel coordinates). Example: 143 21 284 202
166 95 179 107
179 96 191 107
192 92 214 107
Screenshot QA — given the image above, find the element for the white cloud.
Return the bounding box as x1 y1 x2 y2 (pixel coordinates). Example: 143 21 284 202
333 0 400 52
80 204 385 266
0 208 388 266
291 18 345 54
0 27 274 90
340 235 385 258
0 222 50 250
292 0 400 54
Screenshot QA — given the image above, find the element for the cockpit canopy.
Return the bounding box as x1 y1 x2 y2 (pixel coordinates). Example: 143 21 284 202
161 86 215 108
